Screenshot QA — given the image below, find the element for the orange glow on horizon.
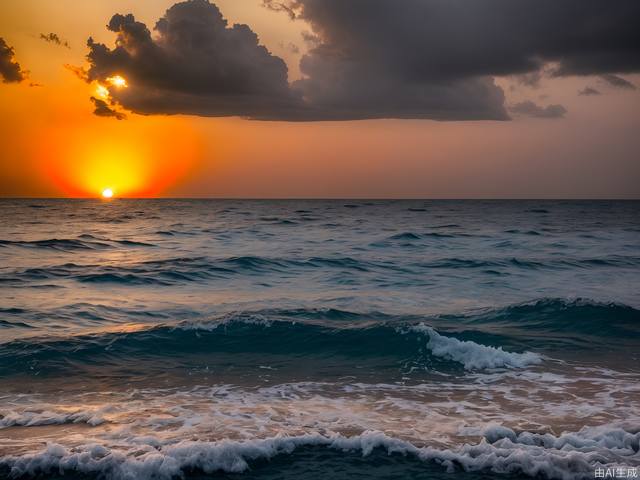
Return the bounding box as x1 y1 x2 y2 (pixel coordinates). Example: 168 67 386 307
0 67 207 198
40 114 204 198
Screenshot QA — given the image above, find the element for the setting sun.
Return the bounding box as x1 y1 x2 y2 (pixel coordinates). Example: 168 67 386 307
40 116 202 198
101 188 114 198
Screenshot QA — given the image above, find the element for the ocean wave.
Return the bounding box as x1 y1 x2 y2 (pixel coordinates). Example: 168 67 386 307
3 258 226 286
0 319 33 329
0 236 156 253
2 249 638 287
113 239 156 247
383 232 456 242
1 297 636 377
419 256 640 270
483 424 640 453
0 238 111 251
0 409 105 428
0 317 541 379
411 324 542 369
1 426 638 480
460 298 640 338
0 256 410 286
388 232 422 240
2 298 636 348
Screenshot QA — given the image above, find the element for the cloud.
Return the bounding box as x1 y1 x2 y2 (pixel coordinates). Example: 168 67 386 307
279 41 300 54
578 87 601 96
64 64 88 81
293 55 507 120
90 97 126 120
510 101 567 119
283 0 639 121
84 0 640 121
513 71 543 89
289 0 640 79
0 37 27 83
599 74 637 90
262 0 298 19
40 33 70 49
86 0 301 120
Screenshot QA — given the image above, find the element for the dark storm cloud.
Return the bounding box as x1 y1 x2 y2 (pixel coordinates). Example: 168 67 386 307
284 0 637 121
290 0 640 77
85 0 640 121
0 37 27 83
86 0 301 120
90 97 126 120
599 74 637 90
578 87 601 96
510 101 567 119
40 33 70 49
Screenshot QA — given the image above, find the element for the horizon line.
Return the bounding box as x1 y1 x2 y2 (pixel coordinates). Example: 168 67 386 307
1 197 639 201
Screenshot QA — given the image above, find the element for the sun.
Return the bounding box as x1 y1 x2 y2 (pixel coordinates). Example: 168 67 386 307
101 188 114 199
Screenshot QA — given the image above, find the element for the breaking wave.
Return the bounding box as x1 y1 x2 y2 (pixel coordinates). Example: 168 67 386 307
0 316 541 377
1 426 638 480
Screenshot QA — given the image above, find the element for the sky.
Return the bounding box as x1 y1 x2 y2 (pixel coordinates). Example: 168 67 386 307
0 0 639 198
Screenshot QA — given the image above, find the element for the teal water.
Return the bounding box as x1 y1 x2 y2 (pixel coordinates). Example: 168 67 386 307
0 200 638 479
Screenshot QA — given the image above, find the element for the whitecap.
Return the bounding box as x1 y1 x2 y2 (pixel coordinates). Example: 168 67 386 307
411 323 542 370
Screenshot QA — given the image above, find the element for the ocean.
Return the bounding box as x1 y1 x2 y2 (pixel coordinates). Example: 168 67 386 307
0 199 638 479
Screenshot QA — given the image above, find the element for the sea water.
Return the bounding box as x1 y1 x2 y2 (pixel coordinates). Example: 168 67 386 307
0 199 638 479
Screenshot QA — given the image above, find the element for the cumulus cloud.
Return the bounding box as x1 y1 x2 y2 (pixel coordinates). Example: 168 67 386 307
90 97 126 120
578 87 601 96
40 33 70 49
510 101 567 119
84 0 640 121
0 37 27 83
289 0 640 79
85 0 301 120
599 74 637 90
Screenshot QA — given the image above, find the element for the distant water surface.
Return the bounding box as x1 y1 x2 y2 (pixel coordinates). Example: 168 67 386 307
0 200 638 479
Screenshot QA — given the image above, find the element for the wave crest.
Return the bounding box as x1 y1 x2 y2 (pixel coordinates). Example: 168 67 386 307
2 427 638 480
413 324 542 369
0 319 540 377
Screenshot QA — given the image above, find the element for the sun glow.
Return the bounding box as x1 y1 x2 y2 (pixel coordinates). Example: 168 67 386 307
94 76 128 102
95 84 110 99
42 115 203 198
106 75 128 88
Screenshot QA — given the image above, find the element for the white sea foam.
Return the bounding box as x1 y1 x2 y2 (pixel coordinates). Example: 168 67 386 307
0 409 105 428
483 424 640 453
412 323 543 369
2 427 638 480
1 363 638 480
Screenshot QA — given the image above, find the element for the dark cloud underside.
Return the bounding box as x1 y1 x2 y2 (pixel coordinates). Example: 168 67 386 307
578 87 601 96
90 97 126 120
599 74 637 90
85 0 640 121
510 101 567 119
0 37 27 83
86 0 301 120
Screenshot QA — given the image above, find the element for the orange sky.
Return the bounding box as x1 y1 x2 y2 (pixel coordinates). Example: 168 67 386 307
0 0 639 198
